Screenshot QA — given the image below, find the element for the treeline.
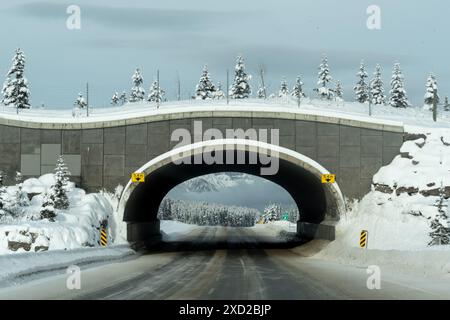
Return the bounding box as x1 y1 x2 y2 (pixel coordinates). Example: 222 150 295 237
157 198 258 227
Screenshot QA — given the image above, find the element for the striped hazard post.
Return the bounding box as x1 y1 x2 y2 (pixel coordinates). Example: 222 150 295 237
360 230 368 249
100 227 108 247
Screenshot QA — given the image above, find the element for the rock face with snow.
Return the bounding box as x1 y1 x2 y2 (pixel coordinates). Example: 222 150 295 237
183 173 252 193
373 128 450 198
338 126 450 250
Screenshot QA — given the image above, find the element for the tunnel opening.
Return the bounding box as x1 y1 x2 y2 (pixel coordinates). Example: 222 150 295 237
158 172 300 223
155 172 301 247
120 140 344 245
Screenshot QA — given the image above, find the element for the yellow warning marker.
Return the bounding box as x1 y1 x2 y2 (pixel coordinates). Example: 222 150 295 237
321 174 336 184
131 172 145 183
360 230 368 249
100 227 108 247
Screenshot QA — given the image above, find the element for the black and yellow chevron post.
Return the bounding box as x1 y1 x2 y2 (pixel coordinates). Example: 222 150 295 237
360 230 368 249
100 227 108 247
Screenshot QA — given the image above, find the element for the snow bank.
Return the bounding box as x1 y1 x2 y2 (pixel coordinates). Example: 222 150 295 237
0 245 134 287
1 97 448 129
313 242 450 277
160 220 197 241
0 175 127 255
313 125 450 276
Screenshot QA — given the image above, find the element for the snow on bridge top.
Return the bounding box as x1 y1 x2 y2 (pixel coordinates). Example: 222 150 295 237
0 99 404 132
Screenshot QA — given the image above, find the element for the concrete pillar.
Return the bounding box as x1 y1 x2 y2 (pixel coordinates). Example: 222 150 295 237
127 220 161 243
297 221 336 241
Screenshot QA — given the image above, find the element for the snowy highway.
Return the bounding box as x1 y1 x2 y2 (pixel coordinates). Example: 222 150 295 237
2 226 450 300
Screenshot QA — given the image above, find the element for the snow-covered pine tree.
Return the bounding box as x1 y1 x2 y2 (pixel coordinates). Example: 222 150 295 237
278 78 289 97
291 76 306 99
354 60 369 103
129 68 145 102
147 79 165 103
428 184 450 246
40 192 56 221
444 97 450 112
423 74 439 111
315 55 333 100
195 65 216 100
50 156 70 210
389 63 409 108
370 64 386 105
13 171 29 208
335 80 343 99
111 92 120 106
229 56 251 99
213 82 225 100
257 83 266 99
262 204 282 223
74 92 87 109
119 91 127 105
0 183 7 211
14 171 23 184
1 48 31 109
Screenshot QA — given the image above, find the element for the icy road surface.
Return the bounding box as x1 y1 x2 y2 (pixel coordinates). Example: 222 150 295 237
1 226 450 300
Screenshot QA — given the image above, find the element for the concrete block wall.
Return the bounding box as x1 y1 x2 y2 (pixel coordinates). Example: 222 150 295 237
0 114 404 200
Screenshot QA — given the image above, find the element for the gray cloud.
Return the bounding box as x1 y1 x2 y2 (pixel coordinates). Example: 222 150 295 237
7 1 249 31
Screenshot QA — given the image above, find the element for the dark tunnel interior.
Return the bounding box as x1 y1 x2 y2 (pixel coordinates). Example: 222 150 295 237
124 150 330 225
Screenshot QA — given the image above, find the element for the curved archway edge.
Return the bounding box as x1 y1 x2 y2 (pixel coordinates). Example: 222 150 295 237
119 139 346 243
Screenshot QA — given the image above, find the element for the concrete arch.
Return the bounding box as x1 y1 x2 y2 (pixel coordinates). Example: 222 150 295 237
119 139 345 243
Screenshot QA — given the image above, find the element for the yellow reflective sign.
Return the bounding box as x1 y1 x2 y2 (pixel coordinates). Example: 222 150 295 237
360 230 368 249
321 174 336 184
131 172 145 183
100 228 107 247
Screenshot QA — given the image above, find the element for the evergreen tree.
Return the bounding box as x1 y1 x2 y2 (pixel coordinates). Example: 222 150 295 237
315 55 333 100
14 171 29 208
2 48 31 109
0 183 7 212
335 80 343 99
444 97 450 112
195 65 216 100
50 156 70 210
147 79 165 103
291 76 306 99
0 171 5 186
257 83 267 99
14 171 23 184
428 185 450 246
111 92 120 106
423 74 439 110
262 204 282 223
119 91 127 105
212 82 225 100
278 78 289 97
130 68 145 102
354 61 369 103
74 92 87 109
370 64 386 105
229 56 251 99
389 63 409 108
40 192 56 222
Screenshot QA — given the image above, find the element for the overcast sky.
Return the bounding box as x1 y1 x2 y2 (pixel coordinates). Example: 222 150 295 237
0 0 448 108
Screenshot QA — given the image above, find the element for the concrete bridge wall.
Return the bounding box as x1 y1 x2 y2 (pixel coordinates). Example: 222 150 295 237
0 110 404 200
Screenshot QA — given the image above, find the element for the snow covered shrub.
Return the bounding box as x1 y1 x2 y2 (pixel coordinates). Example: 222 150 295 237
40 192 56 222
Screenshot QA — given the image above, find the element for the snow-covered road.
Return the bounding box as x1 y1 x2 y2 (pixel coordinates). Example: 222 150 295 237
1 225 450 300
